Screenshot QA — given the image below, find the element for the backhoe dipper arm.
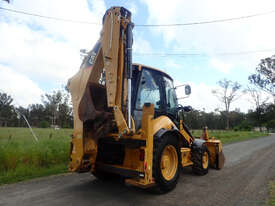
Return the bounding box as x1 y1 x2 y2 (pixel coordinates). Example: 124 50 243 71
67 7 133 171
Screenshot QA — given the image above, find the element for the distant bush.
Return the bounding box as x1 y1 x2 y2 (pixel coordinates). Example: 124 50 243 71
62 123 72 129
40 120 50 128
266 120 275 130
234 121 252 131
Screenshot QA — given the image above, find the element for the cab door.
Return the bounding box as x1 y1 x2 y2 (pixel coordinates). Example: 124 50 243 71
132 67 165 130
163 76 179 127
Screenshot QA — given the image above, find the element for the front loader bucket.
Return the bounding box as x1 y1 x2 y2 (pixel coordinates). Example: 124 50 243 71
216 151 225 169
201 127 225 170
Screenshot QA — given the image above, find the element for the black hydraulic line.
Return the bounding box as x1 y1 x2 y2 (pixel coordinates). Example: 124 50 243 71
124 7 134 130
126 23 133 79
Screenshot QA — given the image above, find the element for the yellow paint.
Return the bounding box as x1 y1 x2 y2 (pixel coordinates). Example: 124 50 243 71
181 148 193 167
123 148 142 170
113 106 129 135
152 116 175 133
179 127 192 144
202 151 209 169
141 104 154 184
205 139 223 168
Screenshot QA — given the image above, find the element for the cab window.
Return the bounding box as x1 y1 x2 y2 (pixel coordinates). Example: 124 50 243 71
164 76 177 109
136 69 161 109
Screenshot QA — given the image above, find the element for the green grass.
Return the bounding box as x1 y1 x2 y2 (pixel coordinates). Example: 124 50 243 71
265 181 275 206
0 127 72 185
191 130 268 144
0 127 268 185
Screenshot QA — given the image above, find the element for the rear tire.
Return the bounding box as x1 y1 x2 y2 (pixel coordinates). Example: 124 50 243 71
191 144 209 175
153 134 181 193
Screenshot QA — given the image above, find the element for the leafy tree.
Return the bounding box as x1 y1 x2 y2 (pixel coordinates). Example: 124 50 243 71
58 91 73 128
247 103 275 130
249 55 275 103
0 92 15 126
263 103 275 123
15 106 30 127
212 79 244 129
42 91 63 126
42 89 73 128
234 120 252 131
0 92 13 118
28 104 47 127
246 86 269 130
229 110 246 128
246 86 269 109
266 120 275 130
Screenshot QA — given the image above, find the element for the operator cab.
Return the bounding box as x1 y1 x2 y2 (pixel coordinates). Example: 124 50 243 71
131 64 189 130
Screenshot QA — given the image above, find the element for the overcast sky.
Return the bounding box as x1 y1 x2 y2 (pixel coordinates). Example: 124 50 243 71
0 0 274 112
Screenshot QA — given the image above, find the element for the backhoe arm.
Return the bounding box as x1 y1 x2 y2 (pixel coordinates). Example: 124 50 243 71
68 7 134 171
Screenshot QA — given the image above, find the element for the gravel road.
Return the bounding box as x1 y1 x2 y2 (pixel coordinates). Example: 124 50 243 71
1 134 275 206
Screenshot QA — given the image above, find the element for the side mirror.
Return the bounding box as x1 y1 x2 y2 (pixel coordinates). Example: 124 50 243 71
185 85 191 95
175 84 191 99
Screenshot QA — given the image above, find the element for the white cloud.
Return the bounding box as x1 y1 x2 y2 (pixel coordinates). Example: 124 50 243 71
0 64 44 107
164 60 182 70
174 81 254 113
133 36 153 53
1 0 105 47
141 0 275 73
0 22 80 84
0 0 106 106
210 58 232 74
128 2 138 19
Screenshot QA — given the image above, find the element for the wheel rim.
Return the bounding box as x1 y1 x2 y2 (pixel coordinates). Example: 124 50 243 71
161 145 178 181
202 151 209 169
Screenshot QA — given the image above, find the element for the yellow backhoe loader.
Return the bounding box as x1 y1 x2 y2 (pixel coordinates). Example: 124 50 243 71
67 7 225 192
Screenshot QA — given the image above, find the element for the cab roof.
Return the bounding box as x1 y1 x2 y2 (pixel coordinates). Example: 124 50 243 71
132 63 173 81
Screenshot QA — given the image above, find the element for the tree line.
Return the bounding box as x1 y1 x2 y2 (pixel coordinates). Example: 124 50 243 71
184 105 275 131
0 90 73 128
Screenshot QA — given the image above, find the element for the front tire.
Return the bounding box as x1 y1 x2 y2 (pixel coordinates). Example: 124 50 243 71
153 134 181 193
191 144 210 175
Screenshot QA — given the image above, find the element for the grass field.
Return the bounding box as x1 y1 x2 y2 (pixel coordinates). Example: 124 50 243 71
191 129 268 144
0 127 268 185
0 127 72 185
